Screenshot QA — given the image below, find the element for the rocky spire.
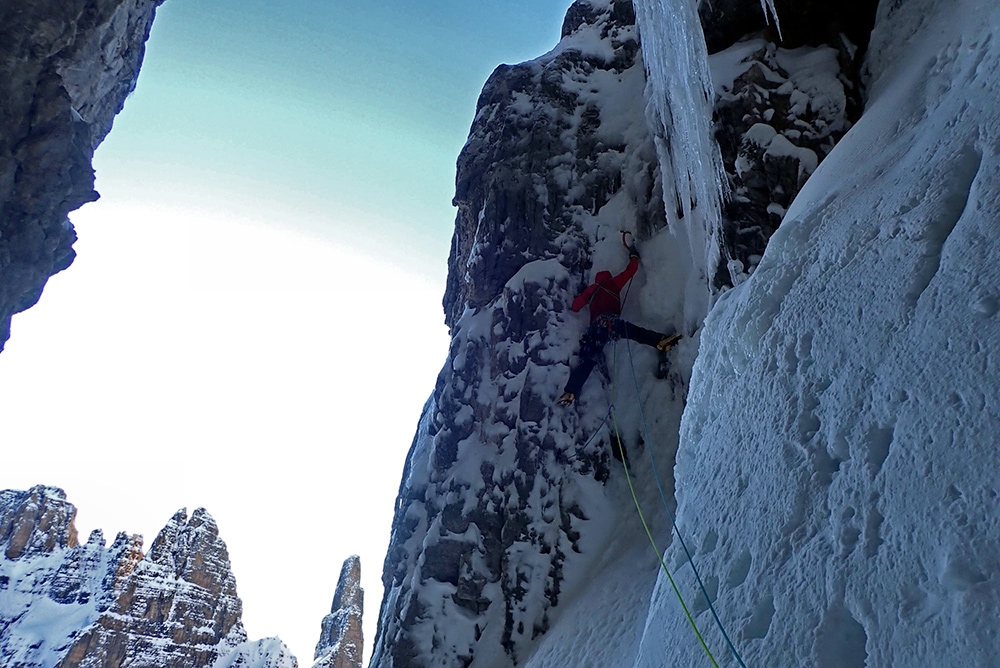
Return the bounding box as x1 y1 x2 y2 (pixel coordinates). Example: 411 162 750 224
313 556 364 668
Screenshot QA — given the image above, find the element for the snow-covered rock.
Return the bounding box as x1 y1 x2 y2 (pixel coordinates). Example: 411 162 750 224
373 0 1000 666
0 486 297 668
712 37 855 285
371 3 675 666
217 638 300 668
313 556 363 668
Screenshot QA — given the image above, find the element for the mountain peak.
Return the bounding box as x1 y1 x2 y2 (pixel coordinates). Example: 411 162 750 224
313 555 364 668
0 484 79 560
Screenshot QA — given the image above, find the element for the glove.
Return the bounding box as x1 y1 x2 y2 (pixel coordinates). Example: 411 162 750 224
629 245 641 260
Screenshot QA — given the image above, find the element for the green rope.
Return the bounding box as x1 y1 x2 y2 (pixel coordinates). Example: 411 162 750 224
608 340 721 668
623 336 749 668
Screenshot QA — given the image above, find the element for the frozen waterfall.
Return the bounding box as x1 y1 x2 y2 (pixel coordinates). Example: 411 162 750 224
633 0 732 326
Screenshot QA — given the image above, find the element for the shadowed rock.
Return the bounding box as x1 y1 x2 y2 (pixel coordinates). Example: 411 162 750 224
0 0 164 350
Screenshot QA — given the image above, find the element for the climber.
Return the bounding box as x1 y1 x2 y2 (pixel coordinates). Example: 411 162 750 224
557 242 680 406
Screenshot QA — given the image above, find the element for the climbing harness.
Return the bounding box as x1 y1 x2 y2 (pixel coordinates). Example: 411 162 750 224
597 312 618 336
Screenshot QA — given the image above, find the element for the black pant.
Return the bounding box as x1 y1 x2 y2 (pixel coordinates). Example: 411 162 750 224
563 315 669 396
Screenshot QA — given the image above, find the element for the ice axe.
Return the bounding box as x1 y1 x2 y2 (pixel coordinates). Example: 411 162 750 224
621 230 640 259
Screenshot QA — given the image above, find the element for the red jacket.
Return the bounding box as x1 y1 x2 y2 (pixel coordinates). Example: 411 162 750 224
571 257 639 323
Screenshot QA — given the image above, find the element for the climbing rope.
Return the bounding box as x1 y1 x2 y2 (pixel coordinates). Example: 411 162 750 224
614 238 747 668
607 340 721 668
622 334 749 668
573 238 746 666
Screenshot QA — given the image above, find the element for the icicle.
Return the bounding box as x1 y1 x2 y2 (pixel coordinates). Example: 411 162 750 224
633 0 730 323
759 0 783 41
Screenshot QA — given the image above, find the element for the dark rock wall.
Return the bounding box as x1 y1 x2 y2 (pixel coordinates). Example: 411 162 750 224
0 0 163 350
713 39 852 285
699 0 880 53
704 0 881 287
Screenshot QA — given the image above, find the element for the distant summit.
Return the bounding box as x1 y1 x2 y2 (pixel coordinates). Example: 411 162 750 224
0 485 297 667
0 485 372 668
314 556 364 668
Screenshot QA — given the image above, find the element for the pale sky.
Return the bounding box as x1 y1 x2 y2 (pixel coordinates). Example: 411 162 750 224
0 0 570 664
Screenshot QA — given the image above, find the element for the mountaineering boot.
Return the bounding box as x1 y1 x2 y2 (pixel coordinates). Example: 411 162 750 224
656 334 682 352
557 392 575 406
656 334 682 380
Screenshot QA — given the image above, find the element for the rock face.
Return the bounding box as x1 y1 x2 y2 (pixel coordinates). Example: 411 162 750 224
712 37 855 286
443 0 655 330
1 485 80 558
0 0 163 350
373 1 884 667
372 4 669 667
312 556 363 668
703 1 880 287
698 0 879 53
0 485 296 668
56 508 245 668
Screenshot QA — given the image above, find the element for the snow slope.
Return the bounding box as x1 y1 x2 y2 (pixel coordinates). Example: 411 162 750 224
634 0 1000 666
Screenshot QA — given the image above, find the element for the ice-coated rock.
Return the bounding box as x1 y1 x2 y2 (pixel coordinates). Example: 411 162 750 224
641 0 1000 666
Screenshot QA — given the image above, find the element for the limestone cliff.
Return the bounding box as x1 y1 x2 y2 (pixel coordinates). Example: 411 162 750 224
0 0 163 350
312 556 363 668
0 486 296 668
